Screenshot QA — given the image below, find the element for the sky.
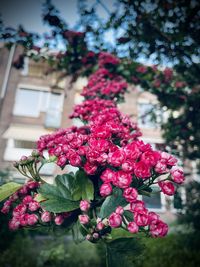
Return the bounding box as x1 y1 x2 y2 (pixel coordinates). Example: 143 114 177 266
0 0 159 65
0 0 114 33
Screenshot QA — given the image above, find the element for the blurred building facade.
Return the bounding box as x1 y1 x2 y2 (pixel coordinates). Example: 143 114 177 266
0 45 186 223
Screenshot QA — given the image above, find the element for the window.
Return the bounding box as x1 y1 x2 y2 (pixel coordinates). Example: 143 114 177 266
137 103 162 128
171 187 186 212
13 88 63 125
13 88 41 117
14 140 37 149
4 139 55 176
142 186 166 212
44 93 64 128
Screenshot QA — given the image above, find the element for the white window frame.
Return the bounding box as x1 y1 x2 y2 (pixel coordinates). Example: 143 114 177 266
13 84 64 118
142 187 166 213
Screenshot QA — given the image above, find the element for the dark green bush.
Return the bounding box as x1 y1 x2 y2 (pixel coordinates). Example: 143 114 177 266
0 231 199 267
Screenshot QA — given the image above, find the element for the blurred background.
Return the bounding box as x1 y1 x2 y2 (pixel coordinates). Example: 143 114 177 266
0 0 200 266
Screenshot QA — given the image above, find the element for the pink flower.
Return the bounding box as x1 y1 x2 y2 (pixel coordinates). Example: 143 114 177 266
123 187 138 203
170 167 184 184
150 220 168 237
113 171 132 188
160 152 177 166
9 219 20 230
84 162 97 175
19 214 28 226
134 161 151 179
41 211 51 223
136 66 147 73
100 183 112 197
108 212 122 228
148 212 160 224
93 233 99 239
153 79 161 88
80 200 90 212
141 150 161 167
130 200 145 212
100 169 116 183
159 181 175 196
121 160 134 172
13 204 26 216
19 186 28 195
164 68 173 81
69 152 82 167
155 161 168 174
1 200 12 214
127 222 139 233
27 181 39 189
26 214 38 226
28 201 40 211
55 215 64 225
79 214 90 225
108 148 126 167
115 206 124 215
96 222 104 230
57 155 67 167
22 195 33 204
9 192 18 202
134 209 149 226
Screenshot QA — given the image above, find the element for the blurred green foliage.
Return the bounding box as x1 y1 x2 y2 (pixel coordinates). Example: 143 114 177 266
0 231 200 267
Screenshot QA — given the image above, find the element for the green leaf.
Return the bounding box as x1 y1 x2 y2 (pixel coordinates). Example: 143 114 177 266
40 197 79 213
99 188 127 219
55 174 75 199
106 237 144 267
123 210 134 222
75 170 94 201
0 182 22 202
38 183 79 213
34 193 46 202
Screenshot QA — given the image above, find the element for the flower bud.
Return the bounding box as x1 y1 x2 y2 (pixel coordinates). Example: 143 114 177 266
79 214 90 225
31 150 40 157
96 222 104 230
41 211 51 223
80 200 90 212
55 215 64 225
108 212 122 228
93 233 99 239
28 201 40 211
123 187 138 203
127 222 139 234
26 214 38 226
158 181 175 196
100 183 112 197
115 206 124 215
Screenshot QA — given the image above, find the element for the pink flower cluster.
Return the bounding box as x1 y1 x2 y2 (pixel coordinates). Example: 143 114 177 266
38 104 141 172
81 53 127 101
99 146 184 197
98 52 120 68
1 180 70 230
70 98 116 122
108 200 168 238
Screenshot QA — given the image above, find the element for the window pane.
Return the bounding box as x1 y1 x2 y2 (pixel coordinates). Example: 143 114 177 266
44 93 63 128
138 103 157 128
40 91 49 112
13 89 40 117
14 140 36 149
143 193 162 209
48 93 63 110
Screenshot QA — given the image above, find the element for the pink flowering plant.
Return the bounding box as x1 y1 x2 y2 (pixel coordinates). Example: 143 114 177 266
0 52 184 266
